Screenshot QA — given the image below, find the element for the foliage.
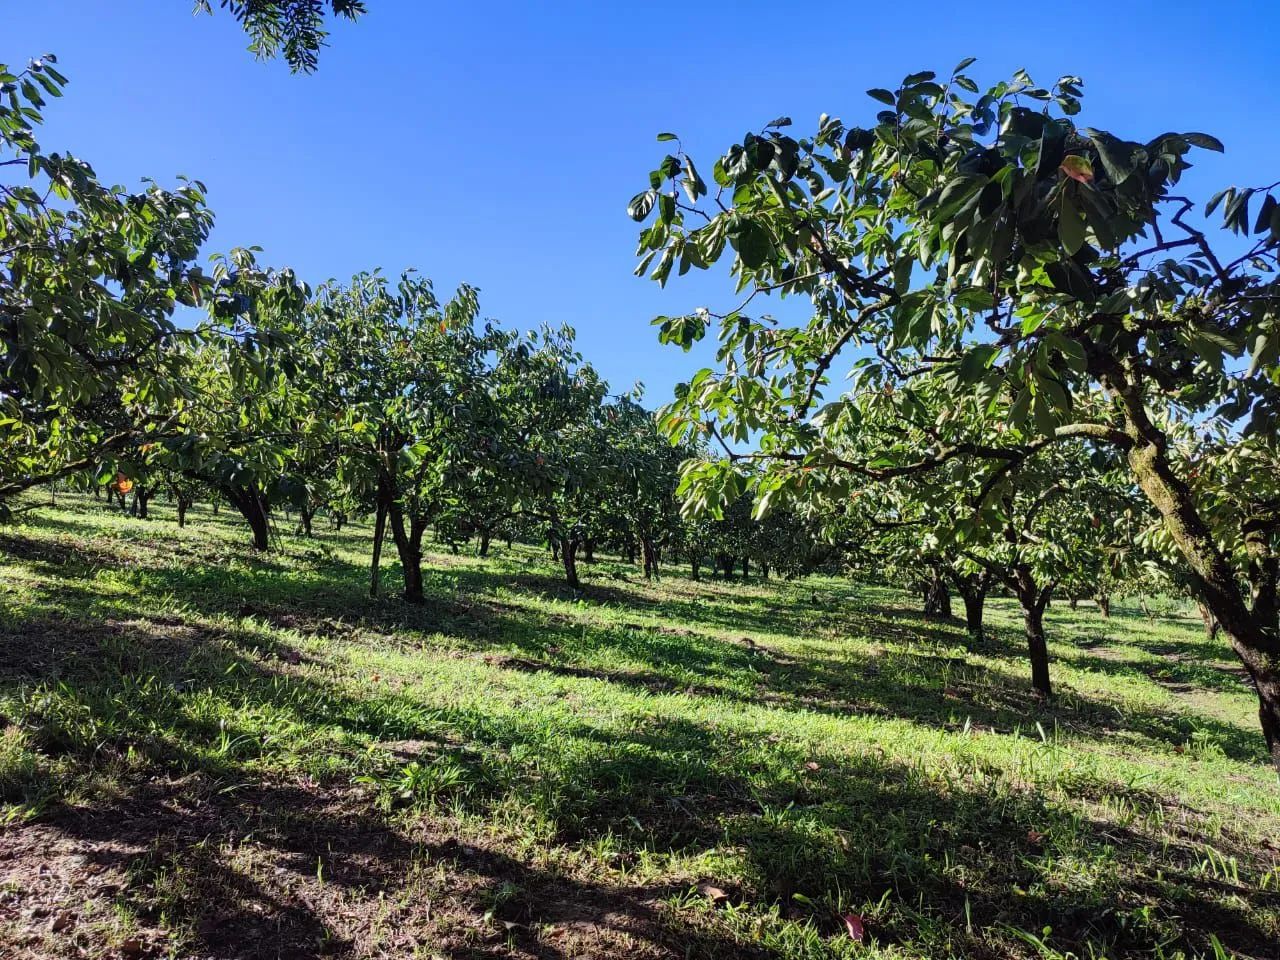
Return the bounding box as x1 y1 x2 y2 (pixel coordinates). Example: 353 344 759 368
193 0 367 73
635 62 1280 768
0 59 306 515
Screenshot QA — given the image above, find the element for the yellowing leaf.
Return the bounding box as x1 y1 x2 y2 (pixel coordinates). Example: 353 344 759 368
1059 155 1094 184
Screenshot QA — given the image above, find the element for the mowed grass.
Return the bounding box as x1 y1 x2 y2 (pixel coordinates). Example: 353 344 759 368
1 494 1278 960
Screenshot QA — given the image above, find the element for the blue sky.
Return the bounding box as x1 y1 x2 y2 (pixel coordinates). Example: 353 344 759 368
7 1 1280 404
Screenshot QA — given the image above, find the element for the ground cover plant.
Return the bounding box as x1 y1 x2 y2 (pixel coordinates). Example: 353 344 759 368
1 494 1277 959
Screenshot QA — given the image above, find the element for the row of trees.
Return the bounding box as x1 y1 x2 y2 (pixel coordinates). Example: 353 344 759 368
631 62 1280 771
0 56 835 597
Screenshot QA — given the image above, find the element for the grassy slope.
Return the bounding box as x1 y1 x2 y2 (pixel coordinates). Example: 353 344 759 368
1 494 1277 960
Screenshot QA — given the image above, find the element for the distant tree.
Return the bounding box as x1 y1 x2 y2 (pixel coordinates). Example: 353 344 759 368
298 272 492 601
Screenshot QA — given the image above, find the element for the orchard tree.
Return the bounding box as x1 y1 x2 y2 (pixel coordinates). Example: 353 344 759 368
596 394 686 579
301 271 490 602
635 63 1280 770
0 60 306 520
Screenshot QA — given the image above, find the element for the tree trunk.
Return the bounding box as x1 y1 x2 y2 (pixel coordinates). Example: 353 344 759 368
1102 370 1280 772
923 567 952 619
741 557 750 580
223 484 270 550
1197 602 1220 641
562 536 581 590
583 538 595 564
176 497 190 528
1013 567 1053 697
761 563 770 580
1068 595 1078 610
300 506 315 538
1096 593 1111 618
641 536 658 580
478 532 491 557
550 538 560 562
691 557 701 581
370 499 387 598
387 498 426 604
945 570 989 638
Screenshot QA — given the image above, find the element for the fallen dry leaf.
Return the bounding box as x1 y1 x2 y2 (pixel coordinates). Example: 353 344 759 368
841 912 866 941
698 883 729 904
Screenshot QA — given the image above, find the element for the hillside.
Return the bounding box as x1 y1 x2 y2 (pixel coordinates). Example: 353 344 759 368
1 496 1278 959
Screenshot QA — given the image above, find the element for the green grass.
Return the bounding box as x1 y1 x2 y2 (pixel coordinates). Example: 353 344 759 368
1 493 1278 959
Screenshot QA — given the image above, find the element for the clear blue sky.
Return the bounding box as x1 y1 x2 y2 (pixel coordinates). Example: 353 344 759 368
7 1 1280 403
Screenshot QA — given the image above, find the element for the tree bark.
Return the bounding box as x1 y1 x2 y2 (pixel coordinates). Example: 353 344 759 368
300 506 315 538
370 499 387 598
690 557 701 581
641 536 658 580
478 531 491 557
223 484 270 551
1013 567 1053 697
1197 602 1220 642
562 536 581 590
1096 593 1111 618
1097 358 1280 772
386 497 426 604
923 566 952 619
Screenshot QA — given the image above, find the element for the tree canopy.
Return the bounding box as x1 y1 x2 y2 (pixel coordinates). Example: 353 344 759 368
634 62 1280 770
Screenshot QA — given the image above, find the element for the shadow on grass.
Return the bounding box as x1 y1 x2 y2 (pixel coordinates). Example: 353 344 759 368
2 511 1277 957
4 615 1275 959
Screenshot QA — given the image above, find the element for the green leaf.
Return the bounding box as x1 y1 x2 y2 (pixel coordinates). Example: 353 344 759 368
656 132 678 142
1182 132 1224 152
626 190 656 222
734 221 772 270
1058 190 1086 256
1082 128 1139 184
866 88 896 106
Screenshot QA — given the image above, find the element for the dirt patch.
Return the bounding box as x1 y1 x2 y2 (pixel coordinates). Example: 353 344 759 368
0 778 746 959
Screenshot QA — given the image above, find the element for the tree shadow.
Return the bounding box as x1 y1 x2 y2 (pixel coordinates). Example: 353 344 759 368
3 509 1278 958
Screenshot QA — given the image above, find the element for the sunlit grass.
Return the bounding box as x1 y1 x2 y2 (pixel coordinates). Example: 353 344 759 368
1 492 1276 959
